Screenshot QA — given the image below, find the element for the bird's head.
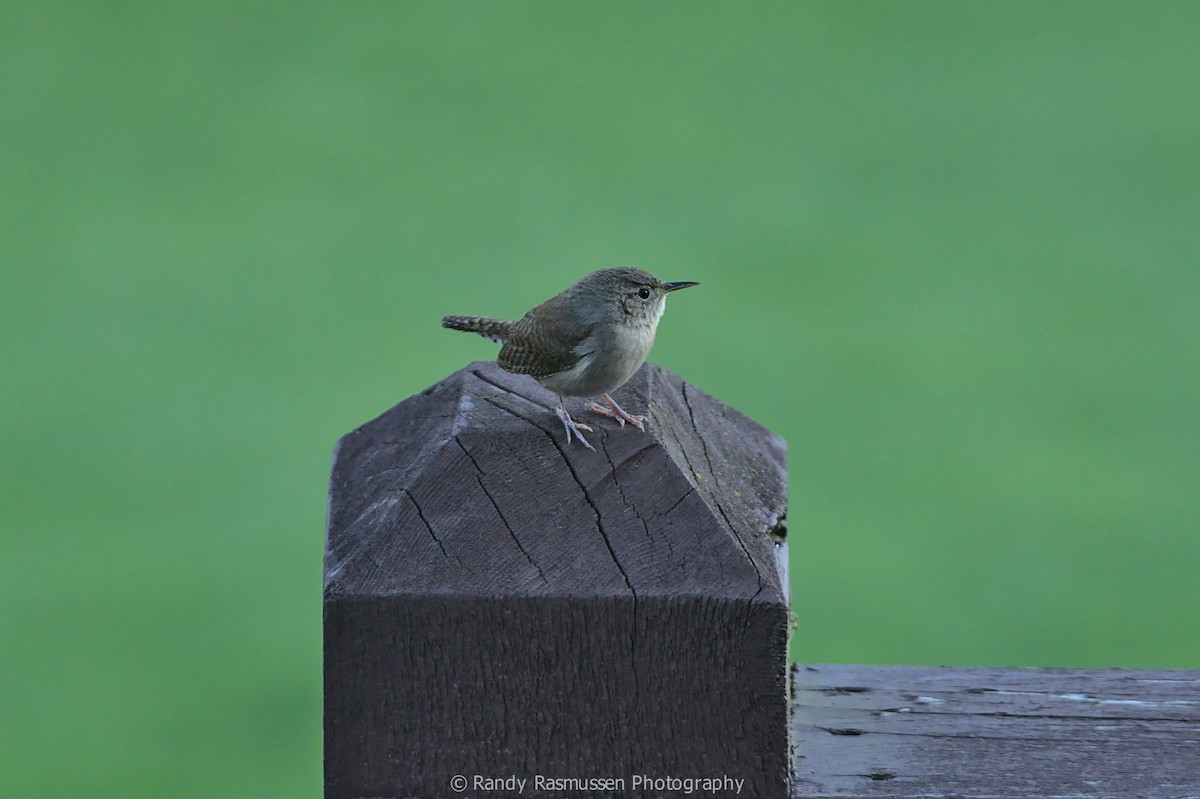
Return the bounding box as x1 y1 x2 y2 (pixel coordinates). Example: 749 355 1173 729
578 267 699 325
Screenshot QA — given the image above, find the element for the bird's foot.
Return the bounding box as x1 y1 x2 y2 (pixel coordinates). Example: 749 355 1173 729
589 393 646 431
555 405 595 451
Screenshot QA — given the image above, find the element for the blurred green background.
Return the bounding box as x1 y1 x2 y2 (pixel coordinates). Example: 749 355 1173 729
3 2 1198 796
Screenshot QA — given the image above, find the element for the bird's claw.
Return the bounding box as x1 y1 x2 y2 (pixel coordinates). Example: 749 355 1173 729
556 406 596 450
590 396 646 431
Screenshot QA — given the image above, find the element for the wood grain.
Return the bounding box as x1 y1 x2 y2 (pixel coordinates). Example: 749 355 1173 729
792 663 1200 799
325 361 790 798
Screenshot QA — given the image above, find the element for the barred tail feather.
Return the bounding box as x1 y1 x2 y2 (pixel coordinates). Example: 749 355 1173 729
441 315 512 344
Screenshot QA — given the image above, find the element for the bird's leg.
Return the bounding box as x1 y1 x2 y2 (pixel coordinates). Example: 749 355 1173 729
555 395 595 451
589 393 646 431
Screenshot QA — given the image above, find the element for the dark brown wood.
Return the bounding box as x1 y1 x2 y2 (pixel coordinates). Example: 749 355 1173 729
325 361 789 798
791 663 1200 799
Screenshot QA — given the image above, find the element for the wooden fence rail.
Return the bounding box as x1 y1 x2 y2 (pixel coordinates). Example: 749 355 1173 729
791 663 1200 799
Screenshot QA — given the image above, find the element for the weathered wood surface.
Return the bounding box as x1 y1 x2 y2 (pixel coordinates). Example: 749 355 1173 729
792 664 1200 799
325 361 789 798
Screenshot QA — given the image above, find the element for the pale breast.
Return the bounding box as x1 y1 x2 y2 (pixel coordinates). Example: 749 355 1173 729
538 320 657 397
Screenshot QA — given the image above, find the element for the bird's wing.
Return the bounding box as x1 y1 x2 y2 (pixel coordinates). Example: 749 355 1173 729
497 305 590 380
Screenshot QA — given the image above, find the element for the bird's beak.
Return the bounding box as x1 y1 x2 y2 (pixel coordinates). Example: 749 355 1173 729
663 281 699 293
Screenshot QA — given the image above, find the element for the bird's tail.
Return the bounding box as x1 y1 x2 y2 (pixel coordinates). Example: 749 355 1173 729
441 315 512 344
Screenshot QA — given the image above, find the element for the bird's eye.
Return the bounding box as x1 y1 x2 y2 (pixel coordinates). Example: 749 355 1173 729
637 287 651 300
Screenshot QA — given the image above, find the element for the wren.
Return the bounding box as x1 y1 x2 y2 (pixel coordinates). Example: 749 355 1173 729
442 267 698 450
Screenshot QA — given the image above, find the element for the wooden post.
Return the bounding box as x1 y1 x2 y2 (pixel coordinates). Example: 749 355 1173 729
324 361 790 798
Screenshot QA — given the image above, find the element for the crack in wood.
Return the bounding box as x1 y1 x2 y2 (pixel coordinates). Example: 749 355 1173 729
681 381 767 596
400 487 469 572
596 429 643 742
453 435 548 585
474 392 638 602
469 366 556 413
663 487 696 517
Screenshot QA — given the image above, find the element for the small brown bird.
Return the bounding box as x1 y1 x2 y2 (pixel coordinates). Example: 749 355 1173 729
442 267 698 450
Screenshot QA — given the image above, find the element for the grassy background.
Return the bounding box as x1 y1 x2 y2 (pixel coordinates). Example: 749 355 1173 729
3 2 1198 796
